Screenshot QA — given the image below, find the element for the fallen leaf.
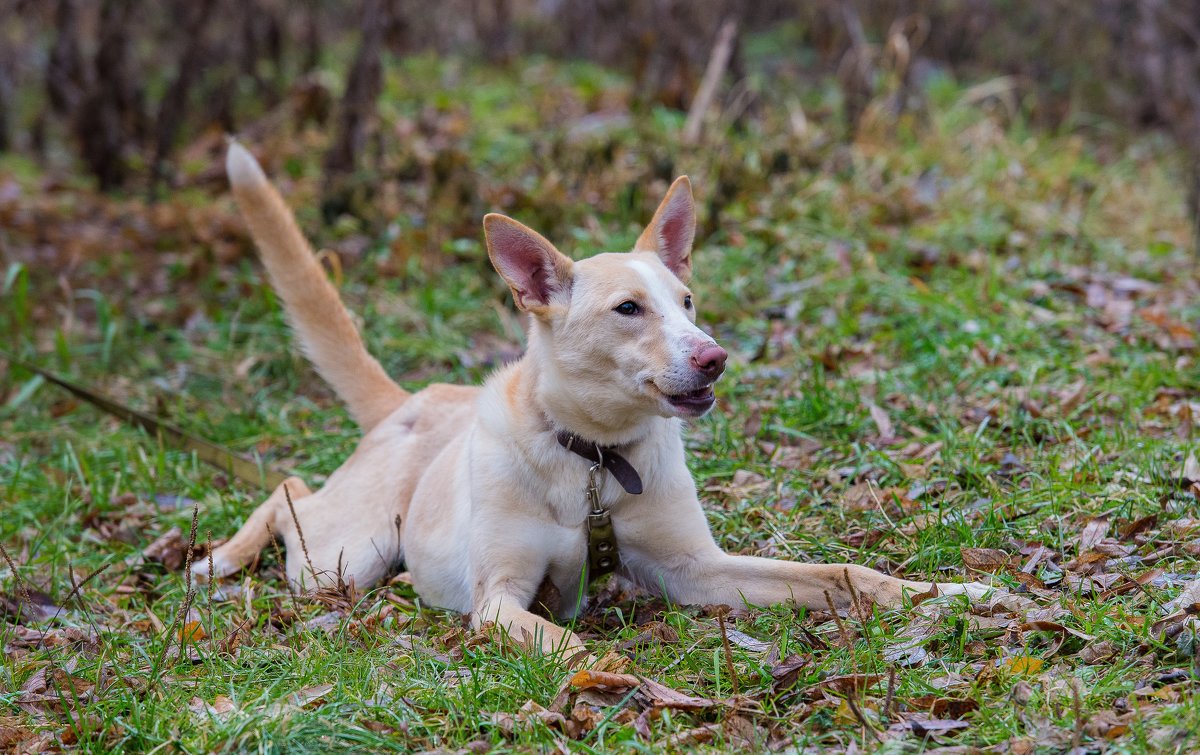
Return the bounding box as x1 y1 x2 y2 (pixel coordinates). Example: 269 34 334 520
911 718 970 737
960 547 1012 572
1078 516 1110 553
866 401 895 441
1002 656 1044 674
815 673 884 696
142 527 187 570
1084 709 1132 740
635 678 716 710
1182 453 1200 486
179 620 206 642
0 589 61 624
262 683 334 717
722 627 772 653
664 724 719 747
568 670 640 690
189 695 238 720
769 654 811 692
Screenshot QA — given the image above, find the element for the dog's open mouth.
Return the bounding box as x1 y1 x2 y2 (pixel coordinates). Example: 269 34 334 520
665 385 716 410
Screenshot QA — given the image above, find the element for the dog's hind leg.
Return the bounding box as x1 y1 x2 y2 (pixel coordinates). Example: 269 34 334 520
194 477 313 580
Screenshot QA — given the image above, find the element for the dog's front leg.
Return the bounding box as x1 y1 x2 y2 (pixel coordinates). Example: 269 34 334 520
469 542 587 659
621 495 990 611
474 590 587 659
655 551 990 611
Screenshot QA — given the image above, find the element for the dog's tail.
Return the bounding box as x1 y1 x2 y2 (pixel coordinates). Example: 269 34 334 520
225 142 408 431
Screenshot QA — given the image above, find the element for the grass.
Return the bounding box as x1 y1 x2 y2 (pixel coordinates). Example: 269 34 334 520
2 49 1200 752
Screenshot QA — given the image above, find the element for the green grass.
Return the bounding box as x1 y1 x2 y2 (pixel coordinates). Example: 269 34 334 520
2 51 1200 752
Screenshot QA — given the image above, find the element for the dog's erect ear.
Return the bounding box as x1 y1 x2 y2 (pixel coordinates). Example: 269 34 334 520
634 176 695 283
484 214 574 313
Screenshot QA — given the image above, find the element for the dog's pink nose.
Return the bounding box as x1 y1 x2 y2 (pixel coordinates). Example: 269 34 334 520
691 344 727 379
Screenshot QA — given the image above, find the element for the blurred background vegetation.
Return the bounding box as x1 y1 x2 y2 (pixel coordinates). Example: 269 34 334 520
2 0 1199 236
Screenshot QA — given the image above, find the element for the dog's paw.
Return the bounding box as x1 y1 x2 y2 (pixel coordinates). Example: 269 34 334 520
190 551 241 582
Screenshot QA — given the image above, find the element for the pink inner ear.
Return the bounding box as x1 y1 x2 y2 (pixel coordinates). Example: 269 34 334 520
490 222 561 307
656 194 695 275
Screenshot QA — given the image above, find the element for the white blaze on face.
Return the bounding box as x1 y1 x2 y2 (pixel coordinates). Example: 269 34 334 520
626 258 712 362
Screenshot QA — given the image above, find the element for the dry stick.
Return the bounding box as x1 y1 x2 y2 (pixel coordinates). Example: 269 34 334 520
883 666 898 722
1071 680 1084 751
266 521 301 615
681 17 739 146
843 568 863 620
845 691 883 742
151 506 201 688
283 484 316 591
716 612 740 698
206 530 214 657
0 539 32 609
823 590 854 649
38 562 112 653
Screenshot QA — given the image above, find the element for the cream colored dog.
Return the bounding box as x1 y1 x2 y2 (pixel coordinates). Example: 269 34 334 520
200 143 988 655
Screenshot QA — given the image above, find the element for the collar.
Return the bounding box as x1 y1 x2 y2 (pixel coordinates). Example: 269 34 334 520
555 431 644 495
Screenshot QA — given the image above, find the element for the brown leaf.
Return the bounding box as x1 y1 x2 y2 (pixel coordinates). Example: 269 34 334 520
568 670 640 691
635 678 716 710
930 697 979 719
1078 516 1110 553
1182 453 1200 486
617 621 679 651
0 589 61 624
769 653 811 693
866 401 895 441
0 718 36 749
814 673 884 696
1119 514 1158 539
1079 640 1118 664
1084 709 1133 740
142 527 187 570
960 547 1012 572
189 695 238 720
262 683 334 717
911 718 970 737
664 724 719 748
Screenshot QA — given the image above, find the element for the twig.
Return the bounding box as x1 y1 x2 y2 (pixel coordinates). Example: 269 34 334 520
30 562 109 656
283 483 316 590
1071 678 1083 750
0 539 32 609
845 690 882 741
883 666 898 722
151 506 200 688
681 17 739 146
823 589 854 648
266 521 301 614
843 567 863 620
206 529 214 655
716 612 740 698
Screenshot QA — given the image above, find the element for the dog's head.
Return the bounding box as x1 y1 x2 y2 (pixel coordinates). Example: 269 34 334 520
484 177 727 432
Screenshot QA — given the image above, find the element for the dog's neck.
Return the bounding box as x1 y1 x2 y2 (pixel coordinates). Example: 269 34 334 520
518 334 662 448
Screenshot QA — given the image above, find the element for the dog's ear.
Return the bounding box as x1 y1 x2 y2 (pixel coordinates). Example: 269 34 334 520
634 176 695 283
484 214 574 313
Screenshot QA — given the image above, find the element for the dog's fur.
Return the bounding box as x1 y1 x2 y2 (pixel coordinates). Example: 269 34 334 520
201 143 988 655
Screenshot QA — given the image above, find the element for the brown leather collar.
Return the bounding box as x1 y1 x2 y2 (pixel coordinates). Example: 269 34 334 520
555 431 644 495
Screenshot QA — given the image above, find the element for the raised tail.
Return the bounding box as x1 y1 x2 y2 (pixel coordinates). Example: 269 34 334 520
226 141 408 431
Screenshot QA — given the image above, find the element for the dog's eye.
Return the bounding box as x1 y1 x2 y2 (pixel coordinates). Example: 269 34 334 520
614 301 641 316
683 295 692 309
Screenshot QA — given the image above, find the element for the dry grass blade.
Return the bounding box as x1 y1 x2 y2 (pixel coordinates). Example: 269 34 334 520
283 483 316 590
713 611 740 697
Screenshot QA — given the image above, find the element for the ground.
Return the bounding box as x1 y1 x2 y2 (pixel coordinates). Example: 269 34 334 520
2 53 1200 752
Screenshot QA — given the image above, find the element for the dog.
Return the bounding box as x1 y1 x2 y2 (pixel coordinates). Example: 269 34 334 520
199 143 989 657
